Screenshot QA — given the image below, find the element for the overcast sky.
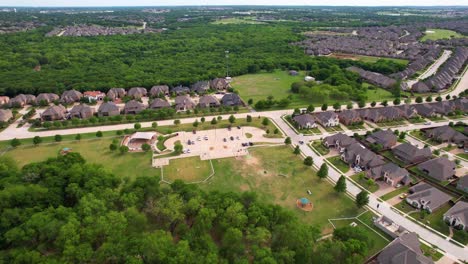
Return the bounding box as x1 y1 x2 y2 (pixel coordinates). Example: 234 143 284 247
6 0 468 7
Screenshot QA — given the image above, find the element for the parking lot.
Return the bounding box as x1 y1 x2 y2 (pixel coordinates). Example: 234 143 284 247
153 126 284 167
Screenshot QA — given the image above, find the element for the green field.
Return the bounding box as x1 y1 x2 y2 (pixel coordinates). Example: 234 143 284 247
212 17 265 24
363 83 395 101
162 156 213 182
421 28 465 41
330 53 409 65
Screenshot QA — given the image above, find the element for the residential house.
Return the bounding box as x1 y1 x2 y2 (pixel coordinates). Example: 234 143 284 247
124 100 146 114
366 130 397 149
292 114 317 129
424 126 467 146
221 93 243 106
322 133 357 151
338 110 362 125
107 88 126 101
367 162 411 187
359 107 404 123
127 87 147 99
171 86 190 95
83 91 106 102
392 143 432 165
289 70 299 76
314 111 339 127
60 90 83 104
9 94 36 107
406 183 452 213
41 104 67 121
98 102 120 117
175 95 196 111
431 101 455 116
0 109 13 122
341 143 385 170
418 158 455 181
412 82 430 93
395 105 419 119
443 201 468 231
198 95 220 108
149 98 171 109
414 104 437 118
372 232 434 264
210 78 230 90
36 93 59 105
150 85 170 97
347 66 397 89
457 176 468 193
69 104 94 119
191 81 210 94
0 96 9 105
373 216 408 239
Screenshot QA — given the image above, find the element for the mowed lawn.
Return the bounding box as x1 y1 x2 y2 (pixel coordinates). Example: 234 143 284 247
421 28 465 41
162 157 213 183
362 83 395 102
231 70 311 108
3 137 157 181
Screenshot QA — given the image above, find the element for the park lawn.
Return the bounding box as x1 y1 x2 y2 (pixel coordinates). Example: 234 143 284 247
201 145 361 232
161 157 213 183
3 137 157 181
350 172 379 193
310 140 330 156
380 186 410 201
326 155 350 173
421 28 465 41
363 83 396 102
231 70 311 109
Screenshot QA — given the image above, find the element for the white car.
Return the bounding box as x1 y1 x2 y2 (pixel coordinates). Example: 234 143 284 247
424 122 432 125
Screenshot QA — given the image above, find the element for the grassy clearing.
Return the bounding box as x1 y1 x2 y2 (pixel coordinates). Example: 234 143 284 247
310 140 330 156
421 28 465 41
212 17 264 25
350 172 379 193
380 186 410 201
363 83 397 102
329 53 409 65
162 157 212 182
326 155 350 173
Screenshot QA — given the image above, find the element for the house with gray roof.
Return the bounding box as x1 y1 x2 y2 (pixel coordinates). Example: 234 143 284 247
395 105 418 119
341 143 385 170
124 100 146 115
210 78 230 90
9 94 36 107
414 104 437 118
425 126 467 146
60 90 83 104
457 176 468 193
191 81 210 94
367 162 411 187
0 96 9 105
292 114 317 129
314 111 339 127
98 102 120 117
198 95 220 108
373 232 434 264
149 98 171 109
392 143 432 165
323 133 357 152
366 129 397 149
107 88 126 101
69 104 94 119
36 93 59 105
171 86 190 95
127 87 147 99
418 158 455 182
175 95 196 111
221 93 242 106
338 110 362 125
443 201 468 231
0 109 13 122
41 104 67 121
150 85 170 97
406 183 452 213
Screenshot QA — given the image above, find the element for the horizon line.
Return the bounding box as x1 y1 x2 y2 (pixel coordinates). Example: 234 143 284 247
2 5 468 8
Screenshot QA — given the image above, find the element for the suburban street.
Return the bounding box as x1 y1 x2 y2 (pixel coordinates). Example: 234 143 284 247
406 49 452 88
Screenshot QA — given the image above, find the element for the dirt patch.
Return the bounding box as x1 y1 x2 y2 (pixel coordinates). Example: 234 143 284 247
244 155 260 166
240 184 250 191
329 53 359 61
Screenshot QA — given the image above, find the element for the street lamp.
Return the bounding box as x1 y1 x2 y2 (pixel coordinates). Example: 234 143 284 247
225 50 229 78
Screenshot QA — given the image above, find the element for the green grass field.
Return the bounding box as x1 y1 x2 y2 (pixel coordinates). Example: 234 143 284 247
421 28 465 41
162 157 213 182
212 17 265 25
330 53 409 65
326 155 350 173
363 83 395 101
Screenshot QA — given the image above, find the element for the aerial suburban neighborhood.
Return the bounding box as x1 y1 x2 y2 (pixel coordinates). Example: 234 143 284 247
0 4 467 264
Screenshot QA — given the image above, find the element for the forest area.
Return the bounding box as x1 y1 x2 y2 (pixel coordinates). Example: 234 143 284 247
0 154 374 263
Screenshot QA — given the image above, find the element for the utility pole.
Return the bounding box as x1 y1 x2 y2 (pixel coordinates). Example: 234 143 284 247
225 50 229 78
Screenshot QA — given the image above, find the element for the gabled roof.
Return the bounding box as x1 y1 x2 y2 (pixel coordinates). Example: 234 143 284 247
444 201 468 228
292 114 316 127
221 93 242 106
61 89 83 103
42 104 66 119
36 93 59 103
407 183 452 212
98 102 119 113
191 81 210 93
366 129 397 147
69 104 93 118
127 87 147 98
150 85 169 96
149 98 171 109
198 95 220 107
392 143 432 163
314 111 338 124
418 158 455 181
377 232 434 264
0 109 13 122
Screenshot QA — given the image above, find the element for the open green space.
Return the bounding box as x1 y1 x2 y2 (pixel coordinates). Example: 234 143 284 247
421 28 465 41
330 53 409 65
162 157 212 182
350 172 379 193
380 186 410 201
326 155 350 173
212 17 265 24
310 140 330 156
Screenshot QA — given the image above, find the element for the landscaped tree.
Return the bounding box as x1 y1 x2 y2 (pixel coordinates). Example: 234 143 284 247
435 96 442 102
96 131 103 137
393 98 401 105
211 118 217 125
334 176 347 193
346 103 353 110
426 96 433 102
33 136 42 146
193 120 199 127
174 142 183 154
381 100 388 106
356 191 369 208
399 132 406 140
284 137 291 144
247 99 253 105
134 123 141 130
217 116 222 121
293 145 300 155
370 101 376 107
10 138 21 148
303 156 313 166
262 118 269 126
119 145 129 154
142 143 151 152
358 100 365 108
433 149 440 156
333 102 341 111
446 94 451 100
75 134 81 140
174 119 181 125
321 103 328 111
307 104 314 113
200 117 205 123
229 115 236 124
317 163 328 180
294 108 301 115
415 96 423 103
109 143 117 151
274 128 279 134
152 122 158 128
246 115 252 122
54 134 62 142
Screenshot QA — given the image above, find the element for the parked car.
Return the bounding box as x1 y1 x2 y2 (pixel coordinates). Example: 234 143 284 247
230 136 234 141
237 126 241 129
299 141 304 144
188 140 192 145
223 138 227 142
424 122 432 125
399 193 408 199
249 142 254 146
